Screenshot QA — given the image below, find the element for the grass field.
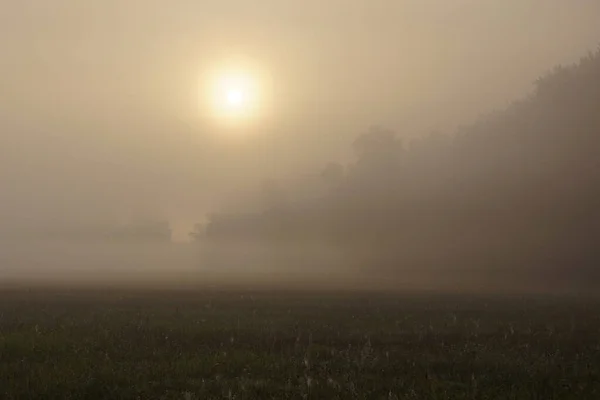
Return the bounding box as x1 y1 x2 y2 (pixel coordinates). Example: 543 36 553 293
1 288 599 399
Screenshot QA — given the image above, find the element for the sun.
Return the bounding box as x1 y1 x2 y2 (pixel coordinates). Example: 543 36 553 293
226 89 244 106
203 66 263 124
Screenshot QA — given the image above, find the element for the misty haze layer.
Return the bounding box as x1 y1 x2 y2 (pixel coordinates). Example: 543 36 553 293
2 1 600 237
1 2 600 293
199 50 600 293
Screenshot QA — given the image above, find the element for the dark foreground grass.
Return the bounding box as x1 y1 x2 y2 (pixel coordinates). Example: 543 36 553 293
1 288 599 399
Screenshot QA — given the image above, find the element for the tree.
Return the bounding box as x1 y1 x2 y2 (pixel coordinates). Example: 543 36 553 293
189 223 205 242
352 126 402 161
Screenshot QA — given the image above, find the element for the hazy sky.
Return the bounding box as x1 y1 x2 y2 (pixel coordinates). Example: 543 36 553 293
1 0 599 239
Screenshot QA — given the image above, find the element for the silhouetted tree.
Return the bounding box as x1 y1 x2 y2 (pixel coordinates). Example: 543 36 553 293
189 223 205 242
351 126 402 165
200 48 600 288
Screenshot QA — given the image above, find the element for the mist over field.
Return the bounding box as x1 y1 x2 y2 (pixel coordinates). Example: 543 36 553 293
1 1 600 295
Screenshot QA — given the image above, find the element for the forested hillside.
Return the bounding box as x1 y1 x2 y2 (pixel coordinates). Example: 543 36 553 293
196 49 600 287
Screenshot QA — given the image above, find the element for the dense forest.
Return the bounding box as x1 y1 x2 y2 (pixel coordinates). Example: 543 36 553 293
193 49 600 287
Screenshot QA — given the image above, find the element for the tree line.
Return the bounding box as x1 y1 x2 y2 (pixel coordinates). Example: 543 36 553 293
191 48 600 285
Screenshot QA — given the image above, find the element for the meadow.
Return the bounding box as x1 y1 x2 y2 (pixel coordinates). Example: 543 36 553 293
1 288 599 399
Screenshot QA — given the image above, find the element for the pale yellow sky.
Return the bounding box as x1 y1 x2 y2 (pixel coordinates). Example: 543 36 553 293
1 0 599 238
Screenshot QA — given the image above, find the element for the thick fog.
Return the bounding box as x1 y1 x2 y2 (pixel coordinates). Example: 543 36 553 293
1 1 600 293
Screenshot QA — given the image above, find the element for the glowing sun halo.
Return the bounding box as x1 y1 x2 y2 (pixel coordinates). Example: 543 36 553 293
226 89 244 106
205 67 263 123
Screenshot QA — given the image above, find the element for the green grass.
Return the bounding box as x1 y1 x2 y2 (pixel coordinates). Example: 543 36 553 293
1 289 599 399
